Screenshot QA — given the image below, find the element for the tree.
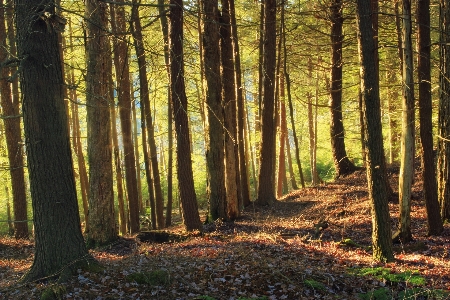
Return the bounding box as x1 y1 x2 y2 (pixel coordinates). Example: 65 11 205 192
16 0 94 281
396 0 414 243
229 0 251 207
203 0 227 221
130 0 165 229
110 0 140 234
329 0 358 178
221 0 240 219
417 0 443 235
438 0 450 221
170 0 202 231
0 0 28 239
256 0 277 205
85 0 117 245
356 0 394 262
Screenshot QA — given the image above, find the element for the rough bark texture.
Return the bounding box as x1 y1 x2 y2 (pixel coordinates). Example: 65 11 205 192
0 0 28 239
256 0 277 206
229 0 251 207
131 2 165 228
329 0 357 178
356 0 394 262
110 1 140 234
398 0 414 243
220 1 240 219
170 0 202 231
16 0 94 281
203 0 227 221
417 0 443 235
85 0 117 245
438 0 450 221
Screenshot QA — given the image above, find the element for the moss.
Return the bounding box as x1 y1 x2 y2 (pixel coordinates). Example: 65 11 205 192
358 288 390 300
349 267 426 286
304 279 325 290
126 269 170 286
40 285 66 300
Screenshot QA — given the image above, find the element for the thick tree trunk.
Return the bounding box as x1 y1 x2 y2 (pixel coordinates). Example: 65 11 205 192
256 0 277 206
220 1 240 219
438 0 450 221
169 0 202 231
0 0 28 239
16 0 94 281
329 0 357 178
397 0 414 243
203 0 227 221
356 0 394 262
85 0 117 245
110 1 140 234
417 0 443 235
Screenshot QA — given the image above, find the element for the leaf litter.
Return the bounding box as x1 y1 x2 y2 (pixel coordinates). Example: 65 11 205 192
0 169 449 299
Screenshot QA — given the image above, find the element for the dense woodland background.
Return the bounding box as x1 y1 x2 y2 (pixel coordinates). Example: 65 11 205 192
0 0 449 287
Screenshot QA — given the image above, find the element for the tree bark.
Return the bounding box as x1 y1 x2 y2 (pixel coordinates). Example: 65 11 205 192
16 0 94 281
85 0 117 245
110 0 140 234
229 0 251 207
256 0 277 206
329 0 357 178
356 0 394 262
417 0 443 235
397 0 414 243
0 0 28 239
169 0 202 231
438 0 450 221
203 0 227 221
220 1 240 219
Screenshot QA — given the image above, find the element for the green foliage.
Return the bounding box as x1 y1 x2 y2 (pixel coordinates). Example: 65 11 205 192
125 269 170 286
349 267 426 286
398 288 449 300
40 285 66 300
195 296 216 300
304 279 325 290
358 288 391 300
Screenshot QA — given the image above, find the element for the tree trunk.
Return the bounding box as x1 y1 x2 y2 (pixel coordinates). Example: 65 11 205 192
284 42 304 188
170 0 202 231
202 0 227 221
110 86 128 235
256 0 277 206
69 66 89 232
277 77 288 198
131 1 165 228
110 1 140 234
156 0 174 227
0 0 28 239
397 0 414 243
417 0 443 235
438 0 450 222
356 0 394 262
220 1 240 219
85 0 117 245
329 0 357 178
16 0 94 281
131 90 143 213
229 0 251 207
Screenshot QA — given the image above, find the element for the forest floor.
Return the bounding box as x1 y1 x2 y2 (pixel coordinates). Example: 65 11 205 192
0 169 450 299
